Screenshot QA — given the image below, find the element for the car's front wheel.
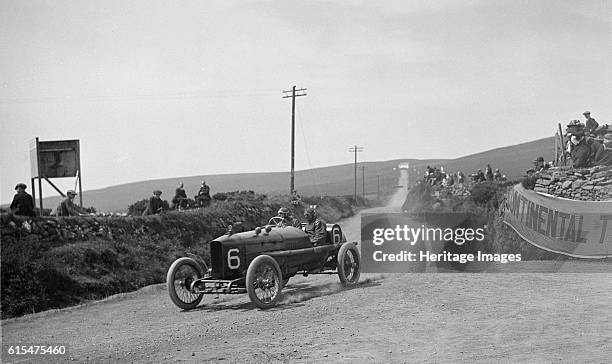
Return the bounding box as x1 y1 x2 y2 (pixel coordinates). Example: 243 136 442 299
246 255 283 309
166 257 204 310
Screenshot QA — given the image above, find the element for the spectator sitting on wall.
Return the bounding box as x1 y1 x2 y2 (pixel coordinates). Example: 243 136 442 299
144 190 165 215
10 183 35 217
195 180 211 207
568 129 592 168
533 156 550 173
172 182 188 210
55 190 87 216
476 169 486 182
594 133 612 166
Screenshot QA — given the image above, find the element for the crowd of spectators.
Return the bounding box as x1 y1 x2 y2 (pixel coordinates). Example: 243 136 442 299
563 111 612 169
424 165 505 188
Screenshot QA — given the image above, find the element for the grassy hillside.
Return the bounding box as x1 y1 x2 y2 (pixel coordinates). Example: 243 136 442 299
29 137 554 212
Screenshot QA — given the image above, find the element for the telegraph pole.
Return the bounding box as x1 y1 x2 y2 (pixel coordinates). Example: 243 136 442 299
348 145 363 201
282 86 307 195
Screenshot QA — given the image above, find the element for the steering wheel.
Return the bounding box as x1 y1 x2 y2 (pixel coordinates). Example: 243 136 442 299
268 216 285 226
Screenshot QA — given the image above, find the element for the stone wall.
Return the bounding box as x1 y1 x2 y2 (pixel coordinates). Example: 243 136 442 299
533 165 612 201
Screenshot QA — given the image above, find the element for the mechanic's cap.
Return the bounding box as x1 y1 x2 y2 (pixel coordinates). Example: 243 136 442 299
583 111 591 115
534 156 544 162
14 183 27 190
495 169 499 172
153 190 162 195
66 189 77 196
277 207 289 215
201 180 206 184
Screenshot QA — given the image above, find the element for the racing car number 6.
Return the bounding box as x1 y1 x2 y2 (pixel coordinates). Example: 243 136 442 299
227 248 240 269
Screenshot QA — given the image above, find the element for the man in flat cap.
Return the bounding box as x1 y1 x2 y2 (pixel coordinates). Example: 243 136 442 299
10 183 35 217
55 190 87 216
583 111 599 136
144 190 166 215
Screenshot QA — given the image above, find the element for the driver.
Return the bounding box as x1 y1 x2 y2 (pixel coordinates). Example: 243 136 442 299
304 207 327 246
276 207 302 228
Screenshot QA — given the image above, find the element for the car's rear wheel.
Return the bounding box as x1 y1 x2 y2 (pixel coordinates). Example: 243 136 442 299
167 257 204 310
246 255 283 309
337 242 360 286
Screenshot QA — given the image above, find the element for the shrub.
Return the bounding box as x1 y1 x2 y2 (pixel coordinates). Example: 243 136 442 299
469 182 499 206
127 199 148 216
213 192 227 201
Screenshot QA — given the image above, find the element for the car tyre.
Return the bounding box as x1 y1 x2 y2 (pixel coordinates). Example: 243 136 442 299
246 255 283 309
337 242 360 286
167 257 204 310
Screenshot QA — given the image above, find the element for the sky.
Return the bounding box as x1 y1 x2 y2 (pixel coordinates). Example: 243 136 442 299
1 0 610 204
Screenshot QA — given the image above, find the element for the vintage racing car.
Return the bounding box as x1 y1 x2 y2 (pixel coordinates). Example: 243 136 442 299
166 216 361 309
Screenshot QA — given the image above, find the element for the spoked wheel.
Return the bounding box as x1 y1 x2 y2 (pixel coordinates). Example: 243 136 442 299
246 255 283 309
337 242 361 286
166 257 204 310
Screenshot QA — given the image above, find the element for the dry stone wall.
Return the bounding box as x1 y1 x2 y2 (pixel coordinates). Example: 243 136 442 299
533 165 612 201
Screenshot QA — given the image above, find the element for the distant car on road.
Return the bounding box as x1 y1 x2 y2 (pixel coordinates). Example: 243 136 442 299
166 216 361 309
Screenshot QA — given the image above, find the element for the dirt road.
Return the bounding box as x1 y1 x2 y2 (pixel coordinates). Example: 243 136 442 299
3 170 611 363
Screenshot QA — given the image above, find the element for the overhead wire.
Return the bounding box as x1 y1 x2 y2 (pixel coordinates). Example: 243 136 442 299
295 102 321 197
0 88 280 105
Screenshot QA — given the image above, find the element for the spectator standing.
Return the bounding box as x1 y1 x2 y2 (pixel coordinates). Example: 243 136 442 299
485 164 494 181
10 183 35 217
583 111 599 136
457 171 465 184
55 190 87 216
